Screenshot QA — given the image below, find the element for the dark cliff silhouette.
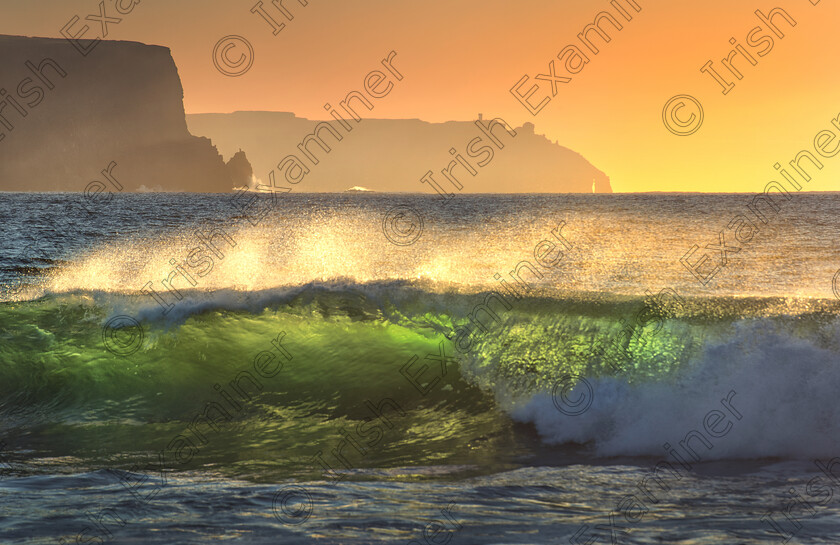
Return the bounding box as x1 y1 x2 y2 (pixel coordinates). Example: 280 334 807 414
0 35 251 192
187 112 612 193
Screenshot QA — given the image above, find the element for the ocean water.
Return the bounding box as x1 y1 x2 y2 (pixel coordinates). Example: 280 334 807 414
1 192 839 544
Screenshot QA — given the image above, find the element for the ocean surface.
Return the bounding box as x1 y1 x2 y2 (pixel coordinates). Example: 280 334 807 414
1 192 839 544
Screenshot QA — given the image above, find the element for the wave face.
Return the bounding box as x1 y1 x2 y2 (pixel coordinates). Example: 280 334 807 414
1 284 839 472
0 193 839 472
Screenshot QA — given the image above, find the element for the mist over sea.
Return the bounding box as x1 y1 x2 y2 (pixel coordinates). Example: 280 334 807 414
1 192 839 544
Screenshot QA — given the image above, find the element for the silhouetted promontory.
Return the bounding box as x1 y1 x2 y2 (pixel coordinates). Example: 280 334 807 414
0 35 250 192
187 112 613 193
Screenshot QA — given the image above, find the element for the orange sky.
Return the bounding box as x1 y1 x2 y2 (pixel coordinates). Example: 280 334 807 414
2 0 838 192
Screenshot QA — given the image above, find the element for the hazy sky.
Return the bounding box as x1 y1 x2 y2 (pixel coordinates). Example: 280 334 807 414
1 0 839 192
